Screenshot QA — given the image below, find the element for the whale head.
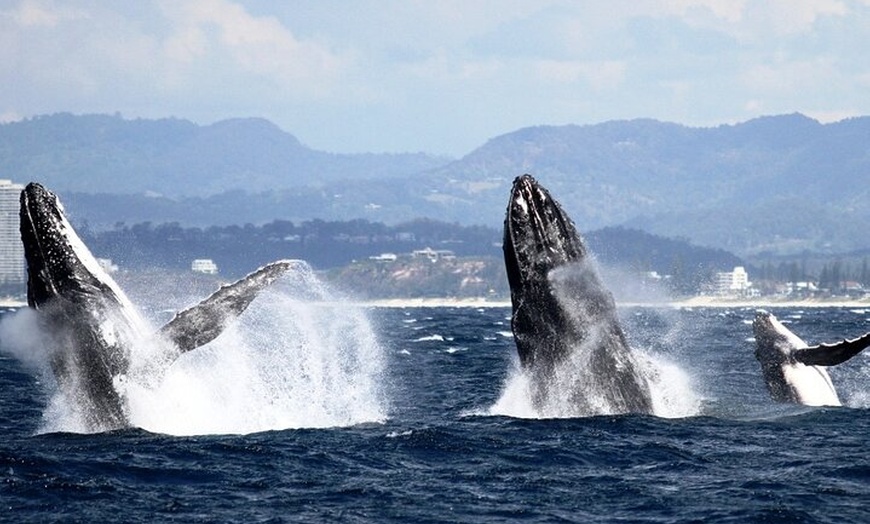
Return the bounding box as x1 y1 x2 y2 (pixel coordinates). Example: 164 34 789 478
503 174 586 296
19 182 130 311
503 175 588 370
752 310 805 367
501 174 653 414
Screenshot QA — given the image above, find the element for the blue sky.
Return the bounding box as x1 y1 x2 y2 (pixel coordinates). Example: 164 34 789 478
2 0 869 156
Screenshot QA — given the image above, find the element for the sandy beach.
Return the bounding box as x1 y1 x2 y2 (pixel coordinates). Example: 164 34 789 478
0 298 25 308
3 296 869 310
670 296 870 309
362 296 870 309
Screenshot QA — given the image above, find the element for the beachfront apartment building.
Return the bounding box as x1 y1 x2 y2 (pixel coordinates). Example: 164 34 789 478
0 180 25 288
713 266 752 297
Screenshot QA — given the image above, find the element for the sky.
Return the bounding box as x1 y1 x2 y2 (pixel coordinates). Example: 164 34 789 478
2 0 870 156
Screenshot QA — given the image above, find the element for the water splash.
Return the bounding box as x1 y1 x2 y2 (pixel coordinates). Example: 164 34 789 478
2 262 388 435
489 349 700 419
129 262 387 435
836 353 870 409
490 261 700 419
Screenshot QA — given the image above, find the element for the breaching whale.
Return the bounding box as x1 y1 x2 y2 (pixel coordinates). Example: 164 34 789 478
20 182 294 431
503 174 653 415
752 310 870 406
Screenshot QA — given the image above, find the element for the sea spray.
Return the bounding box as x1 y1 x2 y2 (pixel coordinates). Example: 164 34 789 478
489 349 700 419
1 262 388 435
490 262 701 419
127 261 388 435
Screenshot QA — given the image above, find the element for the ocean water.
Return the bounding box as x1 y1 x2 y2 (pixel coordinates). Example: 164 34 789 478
1 296 869 522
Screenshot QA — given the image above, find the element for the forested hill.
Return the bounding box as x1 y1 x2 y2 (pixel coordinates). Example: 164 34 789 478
421 114 870 255
4 112 870 257
0 113 449 195
82 219 742 294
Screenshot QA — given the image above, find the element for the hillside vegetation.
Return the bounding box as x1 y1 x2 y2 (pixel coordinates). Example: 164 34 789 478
3 112 869 257
80 219 742 297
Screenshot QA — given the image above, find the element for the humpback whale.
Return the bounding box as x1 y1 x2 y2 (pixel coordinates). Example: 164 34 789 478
753 310 870 406
20 182 293 431
503 174 653 415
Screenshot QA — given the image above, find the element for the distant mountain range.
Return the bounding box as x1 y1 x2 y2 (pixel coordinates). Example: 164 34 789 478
2 112 868 257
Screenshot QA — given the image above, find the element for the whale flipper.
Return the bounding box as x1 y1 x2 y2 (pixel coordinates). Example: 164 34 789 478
159 260 296 352
794 332 870 366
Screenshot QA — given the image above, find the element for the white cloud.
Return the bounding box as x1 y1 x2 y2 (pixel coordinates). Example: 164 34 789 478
739 57 839 92
804 109 862 123
742 0 848 36
633 0 849 39
536 60 626 90
163 26 208 64
159 0 345 91
661 0 748 23
1 0 869 154
5 0 87 27
0 111 23 123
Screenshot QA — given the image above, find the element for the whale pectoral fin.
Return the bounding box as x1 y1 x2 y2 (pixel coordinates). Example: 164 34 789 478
794 332 870 366
158 260 295 352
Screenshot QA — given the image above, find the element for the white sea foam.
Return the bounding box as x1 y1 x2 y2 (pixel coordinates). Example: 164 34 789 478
3 262 388 436
489 349 700 420
488 365 538 419
128 264 387 435
641 350 701 418
489 261 700 420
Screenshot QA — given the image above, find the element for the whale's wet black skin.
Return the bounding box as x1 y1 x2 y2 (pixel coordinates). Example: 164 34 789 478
503 174 653 415
20 183 293 432
753 310 870 406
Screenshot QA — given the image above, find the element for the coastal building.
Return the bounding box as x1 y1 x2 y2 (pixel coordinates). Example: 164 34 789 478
714 266 752 296
786 281 818 297
0 179 25 288
412 247 456 262
369 253 398 262
191 259 218 274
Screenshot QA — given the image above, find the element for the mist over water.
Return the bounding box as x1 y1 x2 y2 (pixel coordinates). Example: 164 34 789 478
489 349 699 419
490 261 700 419
131 265 387 436
1 262 388 436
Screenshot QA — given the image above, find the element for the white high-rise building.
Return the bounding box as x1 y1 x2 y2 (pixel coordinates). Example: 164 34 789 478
714 266 751 296
0 180 25 288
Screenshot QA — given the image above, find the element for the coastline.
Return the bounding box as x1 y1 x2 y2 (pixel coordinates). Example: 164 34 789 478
3 296 869 310
360 296 870 309
669 296 870 309
0 298 25 308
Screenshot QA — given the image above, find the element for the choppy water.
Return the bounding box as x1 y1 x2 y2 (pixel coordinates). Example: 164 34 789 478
1 299 869 522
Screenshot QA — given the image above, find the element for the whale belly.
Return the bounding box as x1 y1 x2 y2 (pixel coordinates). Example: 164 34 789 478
782 364 841 407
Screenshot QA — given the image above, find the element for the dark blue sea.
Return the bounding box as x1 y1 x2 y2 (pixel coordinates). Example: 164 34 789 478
1 299 869 522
